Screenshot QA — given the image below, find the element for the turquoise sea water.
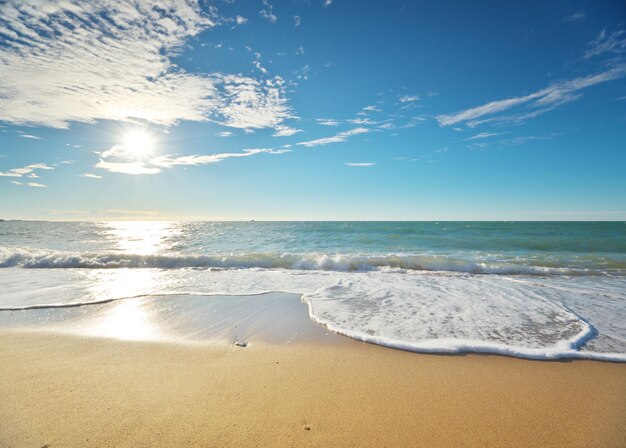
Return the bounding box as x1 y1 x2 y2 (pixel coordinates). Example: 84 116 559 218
1 221 625 274
0 221 625 360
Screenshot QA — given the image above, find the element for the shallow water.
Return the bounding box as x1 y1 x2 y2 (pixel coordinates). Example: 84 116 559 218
0 292 341 345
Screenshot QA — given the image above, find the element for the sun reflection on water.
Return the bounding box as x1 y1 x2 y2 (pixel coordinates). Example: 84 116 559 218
104 221 181 255
86 269 163 301
82 298 161 341
73 222 186 341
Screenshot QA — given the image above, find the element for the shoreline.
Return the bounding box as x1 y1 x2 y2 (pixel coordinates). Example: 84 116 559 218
2 289 624 363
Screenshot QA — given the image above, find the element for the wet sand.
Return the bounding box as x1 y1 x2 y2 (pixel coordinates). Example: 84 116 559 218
0 294 625 447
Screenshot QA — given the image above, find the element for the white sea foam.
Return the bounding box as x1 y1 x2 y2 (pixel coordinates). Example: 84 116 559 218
0 247 614 275
1 267 624 361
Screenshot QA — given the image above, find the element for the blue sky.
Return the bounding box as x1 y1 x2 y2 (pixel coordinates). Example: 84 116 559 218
0 0 625 220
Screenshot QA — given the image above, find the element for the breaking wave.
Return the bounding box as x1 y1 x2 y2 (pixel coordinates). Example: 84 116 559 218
1 247 622 276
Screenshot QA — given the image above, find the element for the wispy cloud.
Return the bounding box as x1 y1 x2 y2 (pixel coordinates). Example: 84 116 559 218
80 173 102 179
293 15 301 27
562 11 585 23
464 132 505 141
347 117 379 125
0 1 290 131
498 132 562 146
362 105 381 112
324 0 333 7
437 65 626 126
316 118 340 126
95 160 162 175
0 163 54 178
20 134 42 140
399 95 420 103
11 180 47 187
217 131 234 137
346 162 375 167
235 15 248 25
585 28 626 59
151 149 290 168
95 145 290 175
273 125 302 137
260 1 277 23
214 75 292 130
297 127 370 147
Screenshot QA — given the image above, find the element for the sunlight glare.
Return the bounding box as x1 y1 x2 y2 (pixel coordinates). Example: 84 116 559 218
106 221 180 255
122 129 154 159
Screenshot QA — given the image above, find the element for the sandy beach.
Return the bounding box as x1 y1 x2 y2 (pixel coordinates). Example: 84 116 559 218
1 293 625 447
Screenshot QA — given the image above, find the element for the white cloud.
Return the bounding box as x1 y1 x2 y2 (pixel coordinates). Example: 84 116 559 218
362 105 381 113
95 160 162 175
562 11 586 23
260 1 277 23
95 143 290 175
464 132 505 141
399 116 427 128
80 173 102 179
399 95 420 103
20 134 42 140
346 162 375 167
436 65 626 126
213 75 292 130
150 148 290 169
235 15 248 25
10 179 48 187
273 125 302 137
253 60 268 74
293 15 301 27
217 131 233 137
324 0 333 6
297 127 370 147
0 1 290 131
348 117 379 125
317 118 340 126
0 163 54 177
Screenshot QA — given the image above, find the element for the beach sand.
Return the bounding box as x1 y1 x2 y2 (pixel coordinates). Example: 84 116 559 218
1 294 625 447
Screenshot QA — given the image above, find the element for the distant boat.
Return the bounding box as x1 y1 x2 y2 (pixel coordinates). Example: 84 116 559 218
250 219 256 222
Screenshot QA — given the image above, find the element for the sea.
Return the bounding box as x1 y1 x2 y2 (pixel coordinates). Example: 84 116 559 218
1 220 625 361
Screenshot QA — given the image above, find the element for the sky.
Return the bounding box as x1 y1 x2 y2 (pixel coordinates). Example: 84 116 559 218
0 0 625 221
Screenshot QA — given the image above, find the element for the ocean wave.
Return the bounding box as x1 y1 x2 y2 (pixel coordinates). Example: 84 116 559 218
0 247 620 275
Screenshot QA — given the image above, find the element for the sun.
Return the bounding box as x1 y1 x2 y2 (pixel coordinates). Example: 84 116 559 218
122 129 154 159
